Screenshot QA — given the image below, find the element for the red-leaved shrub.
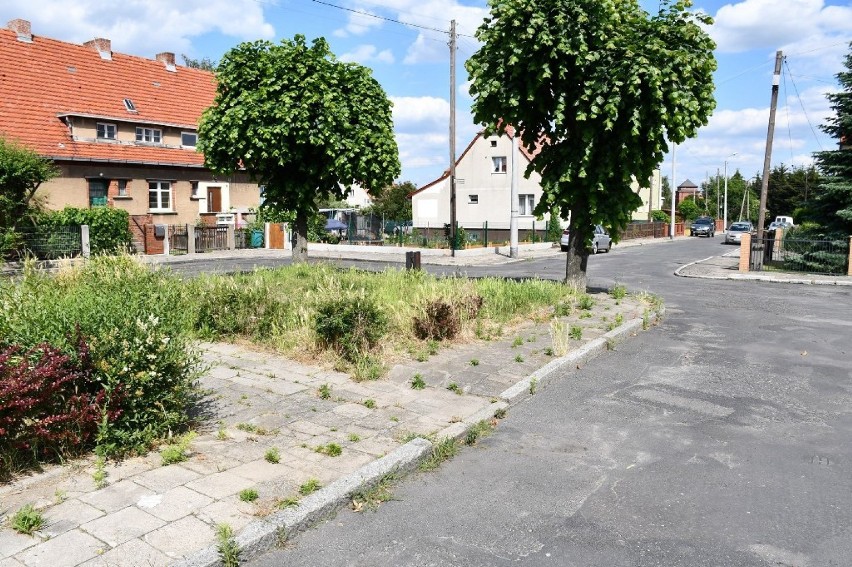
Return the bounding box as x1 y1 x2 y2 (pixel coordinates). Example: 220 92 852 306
0 334 121 478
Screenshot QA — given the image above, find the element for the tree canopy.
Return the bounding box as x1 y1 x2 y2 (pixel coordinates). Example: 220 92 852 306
812 42 852 235
466 0 716 288
368 181 415 221
0 137 58 230
197 35 400 261
181 55 217 71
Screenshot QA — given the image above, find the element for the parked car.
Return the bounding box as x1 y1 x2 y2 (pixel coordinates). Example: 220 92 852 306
725 221 754 244
690 216 715 237
560 225 612 253
767 220 792 232
773 215 794 227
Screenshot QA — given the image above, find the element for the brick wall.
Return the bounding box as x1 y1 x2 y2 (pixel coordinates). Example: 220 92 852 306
143 224 165 255
129 214 152 253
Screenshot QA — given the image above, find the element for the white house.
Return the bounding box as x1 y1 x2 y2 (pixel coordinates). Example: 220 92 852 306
411 130 660 241
411 130 559 241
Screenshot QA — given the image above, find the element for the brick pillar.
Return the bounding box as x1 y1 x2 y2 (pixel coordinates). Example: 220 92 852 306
226 226 236 250
144 225 165 255
187 225 196 255
106 179 119 207
847 236 852 276
739 233 751 272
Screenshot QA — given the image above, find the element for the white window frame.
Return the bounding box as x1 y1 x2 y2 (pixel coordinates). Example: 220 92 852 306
468 194 479 204
136 127 162 144
181 132 198 147
492 156 507 174
117 179 128 197
519 194 535 216
148 180 172 212
96 122 116 140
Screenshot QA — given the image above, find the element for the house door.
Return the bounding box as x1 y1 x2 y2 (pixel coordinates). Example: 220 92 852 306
206 186 222 213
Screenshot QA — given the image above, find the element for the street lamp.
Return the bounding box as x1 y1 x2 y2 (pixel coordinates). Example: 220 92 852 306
723 152 737 233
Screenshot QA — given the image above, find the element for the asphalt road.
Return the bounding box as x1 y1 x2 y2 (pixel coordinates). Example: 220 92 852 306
238 237 852 566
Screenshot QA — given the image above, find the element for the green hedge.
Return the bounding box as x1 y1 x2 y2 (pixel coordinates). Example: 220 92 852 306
39 207 133 254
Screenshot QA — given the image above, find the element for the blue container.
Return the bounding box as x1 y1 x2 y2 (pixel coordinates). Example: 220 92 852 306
251 229 264 248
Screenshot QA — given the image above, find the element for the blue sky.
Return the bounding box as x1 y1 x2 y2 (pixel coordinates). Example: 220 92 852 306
3 0 851 193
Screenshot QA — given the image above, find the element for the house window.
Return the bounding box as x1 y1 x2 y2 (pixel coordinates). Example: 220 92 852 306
190 181 199 199
148 181 172 211
88 179 108 207
96 123 116 140
490 140 497 147
124 98 136 112
136 127 162 143
492 156 507 173
518 194 535 216
181 132 197 147
117 179 128 197
468 194 479 204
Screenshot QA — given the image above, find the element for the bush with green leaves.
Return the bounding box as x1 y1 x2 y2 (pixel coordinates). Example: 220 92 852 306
38 207 133 254
0 255 201 458
314 295 387 361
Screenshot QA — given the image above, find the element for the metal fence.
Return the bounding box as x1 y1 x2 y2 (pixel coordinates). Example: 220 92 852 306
1 225 82 260
754 234 850 275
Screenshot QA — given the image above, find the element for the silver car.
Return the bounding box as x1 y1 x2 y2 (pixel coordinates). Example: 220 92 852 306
725 221 754 244
560 225 612 253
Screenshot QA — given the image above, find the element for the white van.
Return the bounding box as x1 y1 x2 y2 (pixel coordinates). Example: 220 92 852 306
773 215 794 226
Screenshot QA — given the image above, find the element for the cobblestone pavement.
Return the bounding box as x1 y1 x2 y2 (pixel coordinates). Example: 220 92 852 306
0 292 648 566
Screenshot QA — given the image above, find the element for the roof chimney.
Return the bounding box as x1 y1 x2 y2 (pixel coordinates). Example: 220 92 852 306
156 52 176 72
84 38 112 60
7 19 32 43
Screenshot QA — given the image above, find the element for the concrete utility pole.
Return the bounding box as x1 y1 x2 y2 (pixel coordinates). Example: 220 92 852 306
757 50 783 242
509 128 519 258
448 19 457 257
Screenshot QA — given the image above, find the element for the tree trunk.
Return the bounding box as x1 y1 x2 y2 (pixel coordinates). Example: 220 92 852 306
292 210 309 263
563 216 589 292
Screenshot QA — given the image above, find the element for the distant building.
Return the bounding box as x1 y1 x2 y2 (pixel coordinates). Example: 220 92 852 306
676 179 700 204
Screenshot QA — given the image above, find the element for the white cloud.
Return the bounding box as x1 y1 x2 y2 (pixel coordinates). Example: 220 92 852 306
390 96 450 128
711 0 852 74
340 44 394 64
333 8 384 38
1 0 274 57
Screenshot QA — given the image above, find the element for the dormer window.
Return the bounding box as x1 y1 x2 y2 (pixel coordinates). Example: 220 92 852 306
124 98 136 112
96 122 116 140
136 127 162 144
181 132 198 147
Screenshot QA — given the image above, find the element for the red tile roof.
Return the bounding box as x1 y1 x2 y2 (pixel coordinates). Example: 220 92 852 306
0 26 216 167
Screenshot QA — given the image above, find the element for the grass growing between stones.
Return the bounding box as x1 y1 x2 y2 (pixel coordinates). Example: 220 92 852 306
216 523 241 567
9 504 44 535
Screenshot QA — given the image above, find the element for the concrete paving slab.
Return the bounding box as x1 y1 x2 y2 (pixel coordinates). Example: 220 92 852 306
131 465 201 493
78 480 155 514
78 539 170 567
0 532 38 558
14 529 103 567
80 507 165 548
143 515 214 560
37 499 104 539
137 486 213 522
185 471 253 499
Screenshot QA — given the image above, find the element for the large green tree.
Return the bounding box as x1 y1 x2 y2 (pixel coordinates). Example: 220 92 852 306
466 0 716 288
369 181 415 221
0 137 58 230
811 42 852 235
198 36 400 261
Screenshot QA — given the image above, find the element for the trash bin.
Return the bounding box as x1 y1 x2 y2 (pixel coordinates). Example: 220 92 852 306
251 229 264 248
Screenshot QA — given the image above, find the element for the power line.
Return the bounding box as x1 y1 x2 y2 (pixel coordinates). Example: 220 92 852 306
784 59 825 152
310 0 477 38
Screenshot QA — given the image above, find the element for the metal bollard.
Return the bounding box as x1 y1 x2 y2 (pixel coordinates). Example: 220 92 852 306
405 250 421 270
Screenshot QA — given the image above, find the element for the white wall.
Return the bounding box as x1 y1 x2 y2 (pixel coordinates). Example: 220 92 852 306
412 133 558 229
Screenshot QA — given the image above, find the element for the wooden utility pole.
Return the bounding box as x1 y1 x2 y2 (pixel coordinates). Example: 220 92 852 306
448 19 457 256
757 50 783 241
